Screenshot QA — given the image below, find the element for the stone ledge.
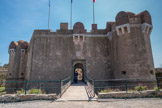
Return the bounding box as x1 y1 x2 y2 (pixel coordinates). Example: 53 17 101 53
98 90 162 99
0 94 57 102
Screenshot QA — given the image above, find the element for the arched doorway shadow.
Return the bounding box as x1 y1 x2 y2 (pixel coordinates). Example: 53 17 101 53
73 63 84 83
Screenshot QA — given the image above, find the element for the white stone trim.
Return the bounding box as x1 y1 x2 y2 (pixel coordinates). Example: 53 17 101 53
73 34 85 42
121 27 124 34
115 23 130 35
142 23 152 34
107 32 112 40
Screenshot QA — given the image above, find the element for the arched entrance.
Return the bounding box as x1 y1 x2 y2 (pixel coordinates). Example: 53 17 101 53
74 63 84 82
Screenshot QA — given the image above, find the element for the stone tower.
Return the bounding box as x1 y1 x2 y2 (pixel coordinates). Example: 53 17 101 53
7 40 28 92
111 11 155 80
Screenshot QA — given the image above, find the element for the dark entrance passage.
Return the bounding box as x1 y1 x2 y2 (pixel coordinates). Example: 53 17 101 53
74 63 84 82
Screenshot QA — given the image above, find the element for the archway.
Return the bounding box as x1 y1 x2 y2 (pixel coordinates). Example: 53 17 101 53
74 63 84 82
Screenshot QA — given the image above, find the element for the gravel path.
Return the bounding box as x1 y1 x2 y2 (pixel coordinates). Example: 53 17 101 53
0 99 162 108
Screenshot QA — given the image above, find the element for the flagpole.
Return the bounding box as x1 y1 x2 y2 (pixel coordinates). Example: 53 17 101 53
48 0 51 29
93 2 95 24
70 0 73 29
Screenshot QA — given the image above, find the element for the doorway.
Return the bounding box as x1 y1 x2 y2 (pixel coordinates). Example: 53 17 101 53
74 63 84 82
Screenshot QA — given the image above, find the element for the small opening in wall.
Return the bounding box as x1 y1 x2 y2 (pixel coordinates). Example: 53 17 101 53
75 36 78 42
124 27 128 34
122 71 126 75
135 44 137 48
150 70 154 75
21 73 24 76
119 28 122 35
80 36 83 42
149 27 152 32
9 73 12 76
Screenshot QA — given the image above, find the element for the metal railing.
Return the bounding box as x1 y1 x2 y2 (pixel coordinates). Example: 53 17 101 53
85 77 95 97
60 77 71 97
0 77 72 96
86 77 162 96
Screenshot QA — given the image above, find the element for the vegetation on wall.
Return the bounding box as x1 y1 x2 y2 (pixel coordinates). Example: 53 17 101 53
0 73 6 87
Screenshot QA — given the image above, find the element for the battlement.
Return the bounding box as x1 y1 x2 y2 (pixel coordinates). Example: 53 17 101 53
9 40 29 55
32 10 152 36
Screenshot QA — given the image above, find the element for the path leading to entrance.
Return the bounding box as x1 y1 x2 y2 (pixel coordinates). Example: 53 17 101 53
58 82 89 101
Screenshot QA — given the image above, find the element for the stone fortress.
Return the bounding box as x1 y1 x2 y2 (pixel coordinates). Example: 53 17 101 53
7 11 156 89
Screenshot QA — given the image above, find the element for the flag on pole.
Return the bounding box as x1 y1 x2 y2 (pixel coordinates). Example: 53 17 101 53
93 0 96 24
49 0 51 7
70 0 73 29
48 0 51 29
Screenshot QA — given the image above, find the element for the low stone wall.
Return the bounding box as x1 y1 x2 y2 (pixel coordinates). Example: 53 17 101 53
0 94 57 102
98 90 162 99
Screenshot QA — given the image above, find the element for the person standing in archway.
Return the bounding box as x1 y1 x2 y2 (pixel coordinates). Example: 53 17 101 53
74 71 78 83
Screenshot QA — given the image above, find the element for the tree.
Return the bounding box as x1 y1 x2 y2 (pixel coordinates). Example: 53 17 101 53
0 62 2 68
3 64 9 69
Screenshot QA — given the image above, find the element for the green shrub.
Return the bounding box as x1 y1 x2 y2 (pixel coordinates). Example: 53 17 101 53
154 87 160 92
0 87 5 92
27 89 45 94
135 85 148 91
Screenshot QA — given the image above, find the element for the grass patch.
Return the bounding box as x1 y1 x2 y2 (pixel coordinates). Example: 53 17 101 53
27 89 45 94
100 88 121 93
16 89 45 94
154 87 160 92
0 87 5 92
0 87 6 95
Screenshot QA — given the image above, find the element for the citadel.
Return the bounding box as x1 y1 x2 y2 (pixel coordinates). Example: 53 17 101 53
7 11 156 90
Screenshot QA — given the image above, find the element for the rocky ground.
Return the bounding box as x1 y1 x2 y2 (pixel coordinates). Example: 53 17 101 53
0 98 162 108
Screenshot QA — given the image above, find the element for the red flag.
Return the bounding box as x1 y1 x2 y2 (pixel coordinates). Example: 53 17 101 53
93 0 96 3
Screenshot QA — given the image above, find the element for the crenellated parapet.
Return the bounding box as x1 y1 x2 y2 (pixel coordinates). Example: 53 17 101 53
8 41 18 55
114 11 153 36
9 40 29 54
17 40 29 53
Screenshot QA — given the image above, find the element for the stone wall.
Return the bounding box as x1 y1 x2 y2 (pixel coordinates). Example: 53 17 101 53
26 30 112 81
0 94 57 102
98 90 162 99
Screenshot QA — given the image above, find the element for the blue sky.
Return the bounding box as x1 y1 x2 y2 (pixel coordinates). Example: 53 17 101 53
0 0 161 68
